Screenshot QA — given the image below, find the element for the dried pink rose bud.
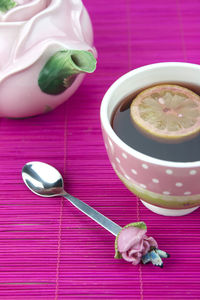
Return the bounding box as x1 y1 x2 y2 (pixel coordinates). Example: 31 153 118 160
115 222 158 265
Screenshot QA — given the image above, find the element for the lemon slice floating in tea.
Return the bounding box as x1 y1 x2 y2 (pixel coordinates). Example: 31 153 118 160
130 84 200 143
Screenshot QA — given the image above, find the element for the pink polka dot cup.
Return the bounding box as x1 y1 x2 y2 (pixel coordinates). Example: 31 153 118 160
100 62 200 216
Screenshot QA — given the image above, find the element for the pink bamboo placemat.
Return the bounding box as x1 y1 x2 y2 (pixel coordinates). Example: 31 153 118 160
0 0 200 299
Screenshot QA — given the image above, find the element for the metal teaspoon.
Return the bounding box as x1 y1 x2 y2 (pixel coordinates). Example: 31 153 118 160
22 161 122 236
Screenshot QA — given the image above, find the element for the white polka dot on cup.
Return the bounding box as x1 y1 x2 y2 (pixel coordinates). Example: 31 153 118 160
122 153 127 159
166 169 173 175
131 169 137 175
142 163 148 169
152 178 159 183
189 170 197 175
115 157 120 163
175 182 183 187
163 191 170 195
184 191 191 195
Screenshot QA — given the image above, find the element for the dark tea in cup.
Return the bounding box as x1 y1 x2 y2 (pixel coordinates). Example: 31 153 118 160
112 83 200 162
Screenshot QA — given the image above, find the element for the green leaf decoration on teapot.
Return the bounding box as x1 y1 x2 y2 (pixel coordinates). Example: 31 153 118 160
0 0 17 12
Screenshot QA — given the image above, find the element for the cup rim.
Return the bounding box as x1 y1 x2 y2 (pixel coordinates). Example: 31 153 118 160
100 61 200 168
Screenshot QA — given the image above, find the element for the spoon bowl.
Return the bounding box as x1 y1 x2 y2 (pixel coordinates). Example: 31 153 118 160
22 161 64 197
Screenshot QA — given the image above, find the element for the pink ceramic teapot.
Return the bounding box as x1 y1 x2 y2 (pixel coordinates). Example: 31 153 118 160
0 0 97 118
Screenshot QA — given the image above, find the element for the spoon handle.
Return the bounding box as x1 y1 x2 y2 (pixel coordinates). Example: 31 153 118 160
63 192 122 236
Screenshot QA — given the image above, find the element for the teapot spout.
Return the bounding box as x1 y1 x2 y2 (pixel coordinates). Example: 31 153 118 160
38 50 97 95
68 50 97 74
